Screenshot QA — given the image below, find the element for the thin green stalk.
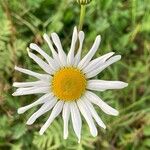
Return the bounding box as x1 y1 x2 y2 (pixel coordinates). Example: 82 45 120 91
78 5 86 31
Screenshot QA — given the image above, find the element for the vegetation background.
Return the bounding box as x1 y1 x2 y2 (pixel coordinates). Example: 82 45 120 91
0 0 150 149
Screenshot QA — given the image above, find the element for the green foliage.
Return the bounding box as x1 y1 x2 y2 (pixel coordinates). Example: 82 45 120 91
0 0 150 149
33 120 97 150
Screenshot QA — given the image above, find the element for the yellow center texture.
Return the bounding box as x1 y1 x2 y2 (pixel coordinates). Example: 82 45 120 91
52 67 87 101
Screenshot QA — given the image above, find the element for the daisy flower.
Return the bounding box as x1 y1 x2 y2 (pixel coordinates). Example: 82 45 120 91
13 27 128 142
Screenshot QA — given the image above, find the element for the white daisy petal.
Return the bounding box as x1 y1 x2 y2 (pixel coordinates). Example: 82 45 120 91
43 33 62 66
14 66 50 80
26 97 57 125
62 102 71 139
67 26 78 65
43 33 58 58
78 35 101 69
70 102 82 142
30 43 59 70
85 91 119 116
27 49 53 74
15 86 49 92
51 33 67 66
83 97 106 129
13 80 50 88
87 80 128 91
83 52 115 73
12 86 49 96
77 99 98 137
86 55 121 78
74 31 85 66
39 101 64 135
17 93 53 114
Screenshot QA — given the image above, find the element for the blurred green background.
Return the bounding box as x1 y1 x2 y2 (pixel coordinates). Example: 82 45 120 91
0 0 150 149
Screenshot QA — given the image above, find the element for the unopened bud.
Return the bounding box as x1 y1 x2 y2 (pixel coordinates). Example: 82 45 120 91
76 0 92 5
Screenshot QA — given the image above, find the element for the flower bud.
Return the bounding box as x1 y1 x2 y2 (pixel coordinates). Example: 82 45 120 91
76 0 92 5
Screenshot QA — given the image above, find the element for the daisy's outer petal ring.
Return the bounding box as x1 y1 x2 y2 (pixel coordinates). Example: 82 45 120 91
39 101 64 135
26 97 57 125
87 80 128 91
13 26 128 140
77 99 98 137
62 102 71 139
70 102 82 142
85 91 119 116
17 93 54 114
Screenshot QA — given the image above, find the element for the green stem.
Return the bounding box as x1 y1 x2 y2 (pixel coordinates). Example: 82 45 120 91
78 5 86 31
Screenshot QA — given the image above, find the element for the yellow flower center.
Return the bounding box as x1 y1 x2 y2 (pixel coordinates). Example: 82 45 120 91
51 67 87 101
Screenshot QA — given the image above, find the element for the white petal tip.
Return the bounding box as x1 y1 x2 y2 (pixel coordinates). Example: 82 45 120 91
105 108 119 116
51 32 56 36
123 83 128 87
12 92 16 96
79 31 84 34
111 52 115 55
63 136 68 140
63 132 68 139
14 66 18 70
97 35 101 40
77 136 81 143
92 132 97 137
112 110 119 116
118 82 128 89
99 122 106 129
117 55 121 60
74 26 77 30
79 31 85 41
63 129 68 139
91 129 98 137
12 83 16 87
17 108 25 114
39 129 44 135
26 122 31 125
26 120 33 125
43 33 49 39
78 139 81 143
12 91 22 96
29 43 35 48
102 125 106 129
43 33 47 37
27 48 30 53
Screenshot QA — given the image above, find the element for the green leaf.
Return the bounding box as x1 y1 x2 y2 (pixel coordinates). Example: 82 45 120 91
143 139 150 148
11 143 22 150
12 124 27 139
143 126 150 136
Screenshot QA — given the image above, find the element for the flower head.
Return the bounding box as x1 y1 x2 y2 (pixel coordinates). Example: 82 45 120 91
13 27 128 142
